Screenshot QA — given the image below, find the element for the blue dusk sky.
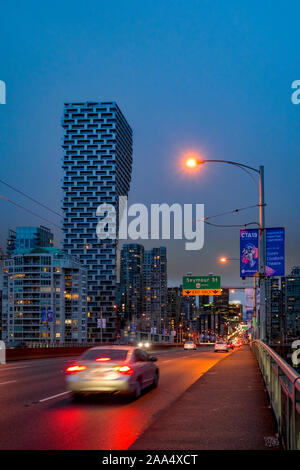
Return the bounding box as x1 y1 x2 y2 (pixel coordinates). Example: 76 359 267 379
0 0 299 291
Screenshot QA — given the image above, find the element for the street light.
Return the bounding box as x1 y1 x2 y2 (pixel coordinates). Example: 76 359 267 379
219 256 239 263
185 156 266 341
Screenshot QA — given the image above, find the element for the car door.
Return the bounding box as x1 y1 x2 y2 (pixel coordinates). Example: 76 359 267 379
142 350 156 386
132 349 149 388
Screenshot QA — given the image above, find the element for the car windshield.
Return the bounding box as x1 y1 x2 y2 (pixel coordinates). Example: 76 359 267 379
186 341 193 344
81 349 129 361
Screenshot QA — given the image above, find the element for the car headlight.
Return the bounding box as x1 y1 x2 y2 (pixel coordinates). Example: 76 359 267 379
145 342 150 348
138 342 143 347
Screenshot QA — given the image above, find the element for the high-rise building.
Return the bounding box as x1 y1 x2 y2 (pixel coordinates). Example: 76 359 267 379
265 277 285 343
143 247 167 333
7 226 53 255
285 267 300 338
61 101 133 341
119 243 144 324
2 247 87 344
265 267 300 343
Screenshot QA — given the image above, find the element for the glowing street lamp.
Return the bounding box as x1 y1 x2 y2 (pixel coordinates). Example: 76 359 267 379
184 154 266 341
186 157 199 168
219 256 239 263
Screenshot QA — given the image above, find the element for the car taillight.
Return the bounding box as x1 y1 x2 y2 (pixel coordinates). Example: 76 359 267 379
66 365 87 374
95 357 111 362
113 365 133 375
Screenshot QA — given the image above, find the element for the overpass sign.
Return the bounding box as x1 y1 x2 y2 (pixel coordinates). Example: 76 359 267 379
182 276 221 296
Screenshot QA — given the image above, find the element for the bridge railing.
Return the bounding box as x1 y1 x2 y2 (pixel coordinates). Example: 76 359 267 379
251 340 300 450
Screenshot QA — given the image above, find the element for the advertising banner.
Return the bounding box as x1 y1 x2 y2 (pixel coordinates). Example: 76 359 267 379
41 308 46 323
266 227 285 276
240 229 259 277
47 309 53 322
244 287 254 324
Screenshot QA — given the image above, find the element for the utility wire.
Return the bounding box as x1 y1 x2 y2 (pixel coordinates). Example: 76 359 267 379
204 221 260 228
0 178 62 218
0 195 61 230
198 203 261 222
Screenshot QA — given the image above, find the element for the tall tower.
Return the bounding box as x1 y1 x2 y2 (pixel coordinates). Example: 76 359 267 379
143 247 167 333
120 243 144 325
62 101 133 341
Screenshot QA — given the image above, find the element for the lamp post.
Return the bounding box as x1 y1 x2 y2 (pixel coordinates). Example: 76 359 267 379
185 157 266 341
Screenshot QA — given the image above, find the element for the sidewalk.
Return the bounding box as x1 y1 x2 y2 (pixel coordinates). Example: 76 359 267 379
131 346 280 450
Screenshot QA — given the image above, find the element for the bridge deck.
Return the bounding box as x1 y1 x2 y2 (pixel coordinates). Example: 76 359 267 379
131 345 280 450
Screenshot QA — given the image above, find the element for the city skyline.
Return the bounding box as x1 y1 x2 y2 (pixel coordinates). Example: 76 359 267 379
0 1 299 289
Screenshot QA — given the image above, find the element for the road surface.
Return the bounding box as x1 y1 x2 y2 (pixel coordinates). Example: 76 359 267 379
0 347 229 449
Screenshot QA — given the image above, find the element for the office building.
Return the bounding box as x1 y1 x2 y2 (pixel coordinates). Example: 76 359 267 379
143 247 167 333
119 243 144 324
285 267 300 338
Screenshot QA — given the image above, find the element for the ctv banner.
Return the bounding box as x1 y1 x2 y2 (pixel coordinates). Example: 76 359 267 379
240 229 259 277
266 227 285 276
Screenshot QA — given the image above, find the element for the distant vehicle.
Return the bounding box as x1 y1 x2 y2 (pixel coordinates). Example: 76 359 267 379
214 341 229 353
184 341 197 350
137 341 151 349
66 346 159 400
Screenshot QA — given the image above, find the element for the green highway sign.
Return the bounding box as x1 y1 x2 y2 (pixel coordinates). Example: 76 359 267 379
182 276 221 296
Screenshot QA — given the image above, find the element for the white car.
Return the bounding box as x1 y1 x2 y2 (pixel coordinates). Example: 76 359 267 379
66 346 159 400
184 341 197 350
214 341 229 352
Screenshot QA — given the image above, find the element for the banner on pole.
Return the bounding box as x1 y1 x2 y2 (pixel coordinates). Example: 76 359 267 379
240 229 259 277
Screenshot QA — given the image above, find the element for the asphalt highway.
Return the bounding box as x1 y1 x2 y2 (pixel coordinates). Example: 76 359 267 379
0 346 229 449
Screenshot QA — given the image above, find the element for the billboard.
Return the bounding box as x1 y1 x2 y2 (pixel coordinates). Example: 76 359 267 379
240 229 259 277
266 227 285 276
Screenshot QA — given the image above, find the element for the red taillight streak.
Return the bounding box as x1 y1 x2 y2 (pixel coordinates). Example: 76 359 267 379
95 357 111 362
66 365 87 374
113 365 133 375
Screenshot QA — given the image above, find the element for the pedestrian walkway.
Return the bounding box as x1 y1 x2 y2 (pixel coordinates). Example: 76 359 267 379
131 346 280 450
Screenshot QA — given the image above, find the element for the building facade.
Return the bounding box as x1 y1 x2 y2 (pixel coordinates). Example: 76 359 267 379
61 101 133 341
143 247 167 333
2 248 87 344
119 243 144 325
7 226 54 255
265 267 300 343
285 267 300 338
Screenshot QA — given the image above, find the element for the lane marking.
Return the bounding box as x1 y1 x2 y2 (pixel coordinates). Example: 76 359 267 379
39 391 69 403
0 380 17 385
0 365 28 371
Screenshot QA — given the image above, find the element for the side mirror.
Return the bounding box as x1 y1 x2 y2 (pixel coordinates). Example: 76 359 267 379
150 356 157 362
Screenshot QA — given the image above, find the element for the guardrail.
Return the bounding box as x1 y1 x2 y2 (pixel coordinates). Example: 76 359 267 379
251 340 300 450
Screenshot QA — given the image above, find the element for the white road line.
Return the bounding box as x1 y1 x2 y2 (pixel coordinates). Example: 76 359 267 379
39 391 69 403
0 380 17 385
161 359 172 363
0 365 28 371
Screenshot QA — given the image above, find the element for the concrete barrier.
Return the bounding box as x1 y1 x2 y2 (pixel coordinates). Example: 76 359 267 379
4 341 214 362
5 343 181 362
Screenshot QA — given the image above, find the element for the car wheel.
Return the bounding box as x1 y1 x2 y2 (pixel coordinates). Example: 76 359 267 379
133 379 142 399
72 392 83 402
